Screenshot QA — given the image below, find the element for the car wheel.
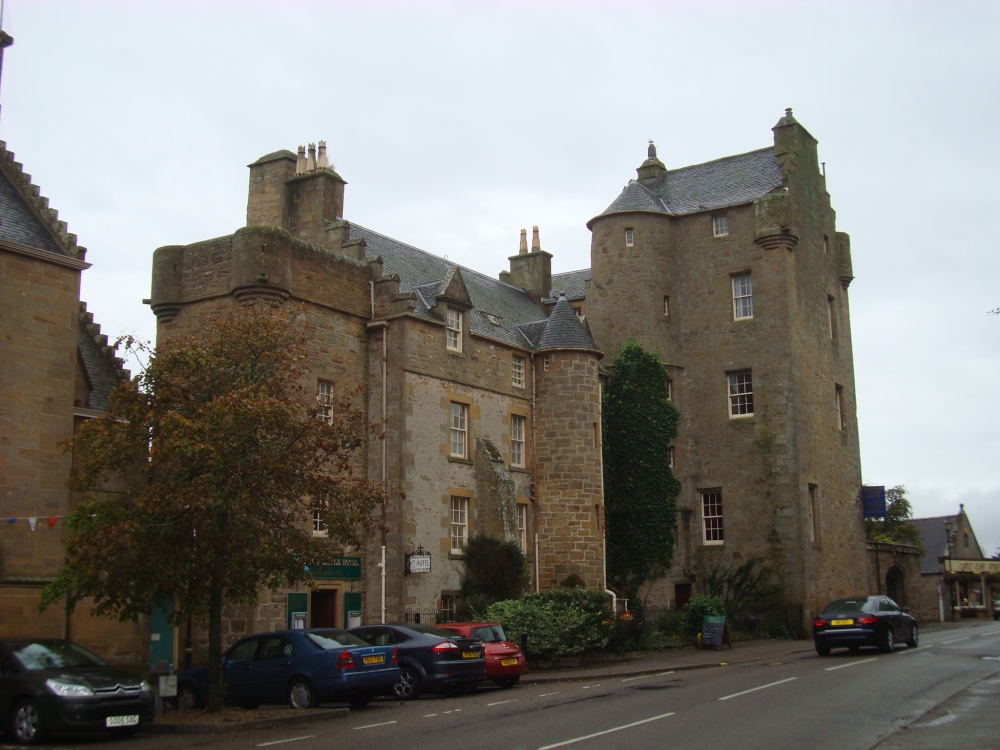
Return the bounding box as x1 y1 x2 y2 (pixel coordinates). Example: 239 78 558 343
906 623 919 648
815 644 830 657
880 627 896 653
177 684 203 711
393 665 422 700
288 678 318 709
11 698 48 745
349 694 373 709
495 676 520 689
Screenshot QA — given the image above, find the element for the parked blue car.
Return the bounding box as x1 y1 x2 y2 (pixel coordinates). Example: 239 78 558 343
175 628 399 710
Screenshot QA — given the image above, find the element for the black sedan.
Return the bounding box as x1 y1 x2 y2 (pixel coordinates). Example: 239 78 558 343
813 595 918 656
0 638 154 745
175 628 399 710
350 623 486 700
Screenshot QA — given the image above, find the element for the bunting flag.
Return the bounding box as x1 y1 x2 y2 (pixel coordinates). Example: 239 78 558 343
0 514 66 529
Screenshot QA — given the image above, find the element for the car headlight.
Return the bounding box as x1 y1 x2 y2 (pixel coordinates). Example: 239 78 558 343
140 680 153 693
46 679 94 697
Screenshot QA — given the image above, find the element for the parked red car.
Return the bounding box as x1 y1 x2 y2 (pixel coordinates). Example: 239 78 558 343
438 623 526 688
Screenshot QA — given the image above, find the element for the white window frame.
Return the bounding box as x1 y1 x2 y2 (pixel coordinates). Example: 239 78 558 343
667 445 675 469
312 508 328 538
713 215 729 237
450 496 469 553
625 227 634 246
663 295 670 316
317 379 334 422
511 414 526 468
440 594 457 622
728 371 754 417
512 355 526 388
701 489 724 545
732 273 753 320
446 307 463 352
450 402 468 458
517 503 528 553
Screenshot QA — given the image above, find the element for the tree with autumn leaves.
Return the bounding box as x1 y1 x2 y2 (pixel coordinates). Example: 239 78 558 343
42 304 387 711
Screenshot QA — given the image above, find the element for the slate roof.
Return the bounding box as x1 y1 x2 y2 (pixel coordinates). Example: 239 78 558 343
911 512 986 576
590 147 784 225
548 269 590 302
351 224 598 354
77 303 129 411
354 224 545 349
0 140 85 259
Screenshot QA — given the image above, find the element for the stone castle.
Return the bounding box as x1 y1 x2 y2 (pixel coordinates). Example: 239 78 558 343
1 20 870 660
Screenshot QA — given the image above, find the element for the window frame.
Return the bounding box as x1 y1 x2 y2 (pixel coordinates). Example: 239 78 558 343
446 307 463 352
511 354 526 388
450 496 469 554
450 402 468 458
701 489 724 545
510 414 526 468
317 379 335 422
727 370 754 418
732 272 753 320
835 384 846 431
625 227 634 246
517 503 528 553
713 215 729 237
312 508 328 538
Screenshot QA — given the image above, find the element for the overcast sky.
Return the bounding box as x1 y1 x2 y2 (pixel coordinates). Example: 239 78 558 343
2 1 998 555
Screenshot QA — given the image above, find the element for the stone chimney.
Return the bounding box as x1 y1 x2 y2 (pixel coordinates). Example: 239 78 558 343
507 225 552 300
636 139 666 185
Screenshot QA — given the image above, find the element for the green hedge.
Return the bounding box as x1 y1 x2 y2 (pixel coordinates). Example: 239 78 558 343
484 588 610 661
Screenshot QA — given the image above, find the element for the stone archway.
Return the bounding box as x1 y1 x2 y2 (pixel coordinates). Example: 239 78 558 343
886 565 906 605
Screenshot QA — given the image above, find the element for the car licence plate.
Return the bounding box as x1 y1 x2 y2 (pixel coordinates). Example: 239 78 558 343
830 619 854 626
500 658 519 666
462 651 479 659
362 654 385 665
105 715 139 728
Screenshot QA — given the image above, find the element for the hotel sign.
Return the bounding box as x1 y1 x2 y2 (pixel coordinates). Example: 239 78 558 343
942 559 1000 574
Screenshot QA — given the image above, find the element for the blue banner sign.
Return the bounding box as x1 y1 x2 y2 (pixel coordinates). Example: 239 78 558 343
861 485 887 518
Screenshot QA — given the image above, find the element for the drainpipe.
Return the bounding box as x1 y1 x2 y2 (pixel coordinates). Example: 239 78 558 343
596 378 616 615
368 281 389 623
530 351 540 593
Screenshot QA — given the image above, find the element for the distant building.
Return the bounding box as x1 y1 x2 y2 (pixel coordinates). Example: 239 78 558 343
911 505 1000 621
0 31 138 661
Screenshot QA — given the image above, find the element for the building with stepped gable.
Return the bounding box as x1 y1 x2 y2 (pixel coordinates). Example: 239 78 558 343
0 31 140 661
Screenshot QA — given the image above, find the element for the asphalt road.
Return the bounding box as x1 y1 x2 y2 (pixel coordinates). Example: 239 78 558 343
9 622 1000 750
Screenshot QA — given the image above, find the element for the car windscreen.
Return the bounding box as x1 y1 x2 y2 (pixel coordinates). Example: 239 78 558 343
822 598 874 614
306 629 370 649
470 625 506 642
408 624 471 639
9 640 106 671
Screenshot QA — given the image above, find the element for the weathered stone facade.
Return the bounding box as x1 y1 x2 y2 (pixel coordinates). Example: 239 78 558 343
147 146 606 653
581 111 869 627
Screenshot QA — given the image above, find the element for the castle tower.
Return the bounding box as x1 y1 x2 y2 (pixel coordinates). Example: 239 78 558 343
532 295 605 589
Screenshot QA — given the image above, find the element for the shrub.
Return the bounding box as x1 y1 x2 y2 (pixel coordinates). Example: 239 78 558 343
484 588 610 661
683 594 726 636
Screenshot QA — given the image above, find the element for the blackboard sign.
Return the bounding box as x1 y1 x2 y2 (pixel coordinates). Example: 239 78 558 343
700 615 731 649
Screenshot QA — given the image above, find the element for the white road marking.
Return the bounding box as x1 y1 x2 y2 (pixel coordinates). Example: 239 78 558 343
621 670 675 682
580 684 602 690
488 699 516 706
539 691 560 697
718 677 797 701
825 658 877 671
537 711 676 749
941 636 971 644
256 736 316 746
353 721 397 730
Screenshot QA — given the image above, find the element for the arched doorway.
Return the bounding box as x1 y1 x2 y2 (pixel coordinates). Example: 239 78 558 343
886 565 905 605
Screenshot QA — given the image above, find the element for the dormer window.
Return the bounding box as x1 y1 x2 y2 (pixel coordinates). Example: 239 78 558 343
446 307 463 352
713 215 729 237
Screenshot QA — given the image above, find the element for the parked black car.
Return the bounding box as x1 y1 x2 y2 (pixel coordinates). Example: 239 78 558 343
350 623 486 700
813 595 918 656
0 638 154 745
174 628 399 710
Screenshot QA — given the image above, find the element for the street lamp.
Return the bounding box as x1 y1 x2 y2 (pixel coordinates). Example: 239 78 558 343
944 520 955 620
